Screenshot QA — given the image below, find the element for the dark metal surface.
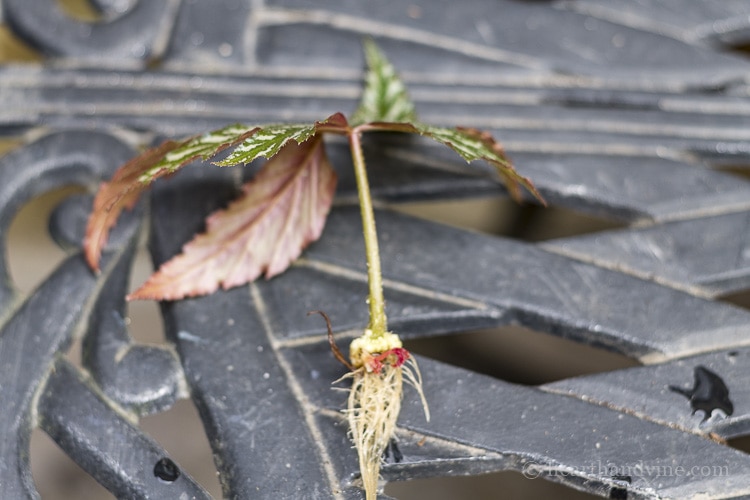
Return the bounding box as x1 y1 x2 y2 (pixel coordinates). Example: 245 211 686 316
2 1 750 498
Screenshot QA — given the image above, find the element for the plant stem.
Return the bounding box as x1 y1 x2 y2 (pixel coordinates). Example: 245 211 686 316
348 127 387 336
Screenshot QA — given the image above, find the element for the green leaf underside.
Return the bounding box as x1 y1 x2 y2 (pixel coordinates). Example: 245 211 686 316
352 39 417 126
129 136 338 300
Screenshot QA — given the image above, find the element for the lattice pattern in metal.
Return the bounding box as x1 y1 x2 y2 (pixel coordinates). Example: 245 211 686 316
1 1 750 499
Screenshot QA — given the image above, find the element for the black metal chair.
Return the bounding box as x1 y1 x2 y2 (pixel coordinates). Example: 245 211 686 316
2 1 750 498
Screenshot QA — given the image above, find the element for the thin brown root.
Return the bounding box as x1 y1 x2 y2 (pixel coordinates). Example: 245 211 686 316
308 310 354 371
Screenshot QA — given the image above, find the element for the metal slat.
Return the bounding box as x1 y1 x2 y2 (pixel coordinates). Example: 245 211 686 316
542 348 750 440
544 212 750 297
37 359 210 500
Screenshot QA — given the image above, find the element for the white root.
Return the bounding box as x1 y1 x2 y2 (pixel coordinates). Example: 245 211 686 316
345 353 429 500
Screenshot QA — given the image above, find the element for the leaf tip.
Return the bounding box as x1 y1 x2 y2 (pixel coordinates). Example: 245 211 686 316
83 210 106 274
353 38 417 125
126 282 187 302
83 247 102 275
125 281 159 301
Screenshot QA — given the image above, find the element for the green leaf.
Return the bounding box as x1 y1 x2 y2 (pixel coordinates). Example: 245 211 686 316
138 124 260 183
216 112 350 166
215 123 318 166
351 39 417 125
135 113 347 184
416 124 545 204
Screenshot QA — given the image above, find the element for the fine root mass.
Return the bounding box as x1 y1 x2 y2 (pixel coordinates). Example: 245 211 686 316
346 354 429 499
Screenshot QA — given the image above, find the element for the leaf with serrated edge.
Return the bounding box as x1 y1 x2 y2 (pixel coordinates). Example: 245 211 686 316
128 134 337 301
216 113 349 166
419 124 543 203
140 124 260 183
84 139 187 272
363 121 544 204
84 115 348 273
84 125 258 271
216 123 317 166
351 39 417 126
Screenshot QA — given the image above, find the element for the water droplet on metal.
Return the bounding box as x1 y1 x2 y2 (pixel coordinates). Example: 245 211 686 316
218 43 233 57
190 32 205 46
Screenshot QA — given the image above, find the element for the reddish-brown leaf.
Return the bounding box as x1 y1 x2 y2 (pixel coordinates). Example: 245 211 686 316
84 139 187 272
128 134 337 301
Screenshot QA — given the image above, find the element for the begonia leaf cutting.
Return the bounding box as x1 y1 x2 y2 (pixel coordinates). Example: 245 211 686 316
128 135 337 301
79 39 547 500
83 39 543 303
